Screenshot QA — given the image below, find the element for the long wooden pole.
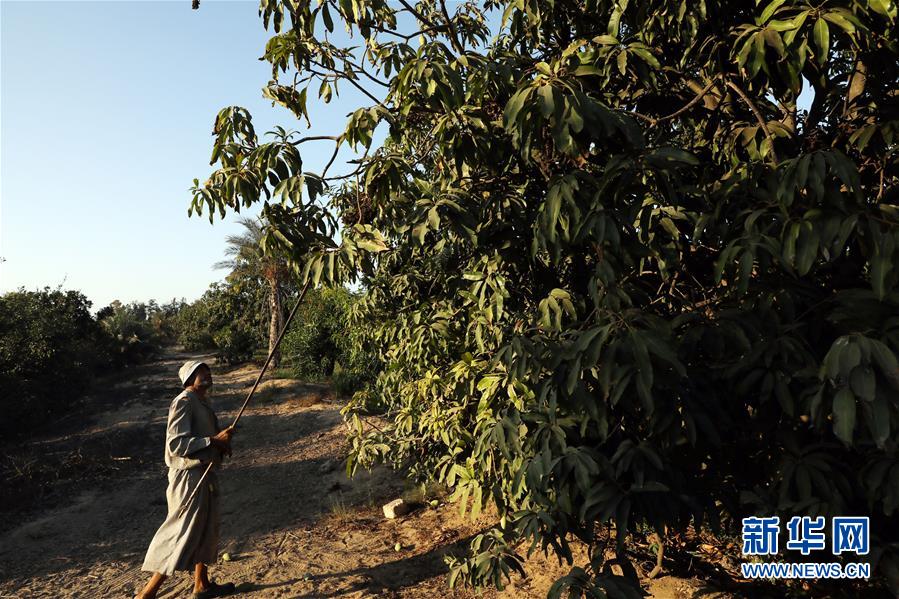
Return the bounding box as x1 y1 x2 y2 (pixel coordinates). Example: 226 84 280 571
177 277 313 516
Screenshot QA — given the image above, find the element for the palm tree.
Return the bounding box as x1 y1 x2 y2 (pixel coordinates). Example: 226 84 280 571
214 216 290 367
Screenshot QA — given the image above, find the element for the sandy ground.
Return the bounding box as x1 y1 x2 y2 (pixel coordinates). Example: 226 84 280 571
0 350 735 599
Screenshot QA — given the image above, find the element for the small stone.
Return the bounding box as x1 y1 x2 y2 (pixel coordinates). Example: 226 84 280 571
382 498 410 519
429 499 439 507
394 542 402 552
222 552 231 562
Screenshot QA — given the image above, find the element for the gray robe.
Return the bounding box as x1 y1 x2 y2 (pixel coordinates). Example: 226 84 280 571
141 389 224 576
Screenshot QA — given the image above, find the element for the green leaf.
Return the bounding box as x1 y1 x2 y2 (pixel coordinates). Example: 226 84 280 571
748 33 766 77
356 231 388 253
869 0 897 19
632 332 653 390
760 0 786 24
849 366 876 402
646 147 700 167
573 65 602 77
321 2 334 32
783 221 800 268
870 339 899 386
538 85 555 119
428 206 440 229
849 125 877 152
762 28 786 58
839 342 862 374
545 181 563 238
768 19 799 32
795 222 819 276
832 387 856 445
477 375 502 392
870 252 889 300
821 337 851 379
630 47 660 69
565 356 581 395
617 50 628 75
660 217 680 239
737 35 755 68
503 88 529 129
412 221 428 244
813 18 830 63
593 34 619 45
867 397 891 449
823 11 857 34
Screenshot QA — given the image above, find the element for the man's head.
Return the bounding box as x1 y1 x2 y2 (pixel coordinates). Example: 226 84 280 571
178 360 213 393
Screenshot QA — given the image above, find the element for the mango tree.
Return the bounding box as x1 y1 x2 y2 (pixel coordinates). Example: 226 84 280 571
191 0 899 595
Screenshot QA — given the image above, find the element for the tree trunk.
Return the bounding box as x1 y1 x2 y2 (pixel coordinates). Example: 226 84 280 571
844 58 867 120
268 278 283 368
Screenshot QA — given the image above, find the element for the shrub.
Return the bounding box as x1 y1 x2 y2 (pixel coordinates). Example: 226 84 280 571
175 282 265 355
147 298 187 343
213 323 257 365
280 287 379 393
0 288 109 437
175 297 217 351
331 361 366 398
280 287 346 379
98 300 162 366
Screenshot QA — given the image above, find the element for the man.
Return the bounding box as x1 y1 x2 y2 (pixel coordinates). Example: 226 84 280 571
135 360 237 599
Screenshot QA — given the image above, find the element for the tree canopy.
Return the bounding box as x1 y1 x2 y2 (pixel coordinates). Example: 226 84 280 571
191 0 899 595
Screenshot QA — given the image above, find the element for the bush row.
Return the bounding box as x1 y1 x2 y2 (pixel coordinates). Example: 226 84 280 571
279 286 379 397
1 281 378 439
176 282 378 395
0 288 183 438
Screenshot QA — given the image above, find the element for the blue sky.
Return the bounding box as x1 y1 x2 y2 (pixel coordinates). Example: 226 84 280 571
1 0 379 310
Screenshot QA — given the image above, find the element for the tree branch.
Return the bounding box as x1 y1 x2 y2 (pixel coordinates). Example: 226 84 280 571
650 76 721 127
397 0 437 30
776 99 796 134
354 64 390 88
627 77 720 127
725 80 779 164
321 137 344 180
323 146 370 182
309 62 387 108
630 111 656 124
324 165 367 182
803 65 829 134
341 74 386 107
439 0 464 54
295 135 341 144
842 56 867 119
369 22 442 41
324 46 391 88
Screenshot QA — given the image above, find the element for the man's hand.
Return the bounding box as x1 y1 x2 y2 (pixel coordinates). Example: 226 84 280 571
210 426 236 458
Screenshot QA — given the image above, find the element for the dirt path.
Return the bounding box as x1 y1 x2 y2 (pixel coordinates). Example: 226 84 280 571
0 350 730 599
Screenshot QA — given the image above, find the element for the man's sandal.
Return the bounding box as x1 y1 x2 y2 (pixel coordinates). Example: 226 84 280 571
190 581 236 599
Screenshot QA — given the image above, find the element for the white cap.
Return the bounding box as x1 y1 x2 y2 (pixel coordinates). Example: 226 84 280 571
178 360 209 387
